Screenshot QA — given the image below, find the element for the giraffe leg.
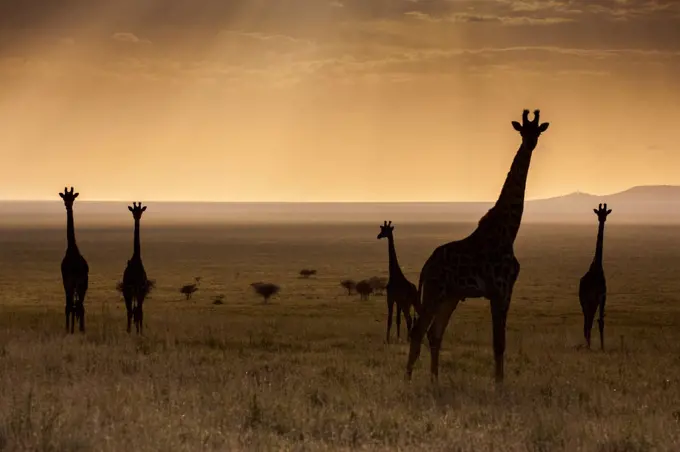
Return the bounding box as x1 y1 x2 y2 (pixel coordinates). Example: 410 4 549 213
124 294 133 334
403 306 413 341
386 297 395 344
64 293 74 333
76 293 86 333
405 288 439 380
396 303 403 341
598 295 606 351
76 302 85 333
583 306 595 349
138 301 144 336
425 300 458 383
490 301 510 384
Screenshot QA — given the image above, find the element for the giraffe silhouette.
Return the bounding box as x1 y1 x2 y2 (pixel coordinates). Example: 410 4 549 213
405 109 549 384
121 202 150 334
59 187 89 334
579 203 612 350
377 221 420 343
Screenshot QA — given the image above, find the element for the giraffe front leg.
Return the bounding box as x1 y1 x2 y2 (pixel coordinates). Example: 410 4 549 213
396 304 403 341
598 294 606 351
386 298 395 344
138 302 144 336
64 294 73 333
490 300 510 384
124 296 133 333
583 306 595 350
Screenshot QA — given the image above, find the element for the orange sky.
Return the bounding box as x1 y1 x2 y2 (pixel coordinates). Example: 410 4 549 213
0 0 679 202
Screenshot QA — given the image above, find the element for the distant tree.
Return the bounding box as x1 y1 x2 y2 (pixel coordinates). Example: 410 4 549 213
251 282 280 304
299 269 317 278
368 276 388 296
356 280 373 301
116 279 156 297
180 276 201 300
212 294 225 305
340 279 357 295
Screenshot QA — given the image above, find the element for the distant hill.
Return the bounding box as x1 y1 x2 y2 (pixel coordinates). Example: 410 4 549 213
1 185 679 226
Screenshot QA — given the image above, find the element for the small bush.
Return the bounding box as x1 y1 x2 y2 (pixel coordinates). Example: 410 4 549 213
340 279 357 295
251 282 280 304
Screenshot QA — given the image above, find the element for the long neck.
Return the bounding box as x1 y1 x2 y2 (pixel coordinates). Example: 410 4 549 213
484 142 533 242
66 207 77 249
133 219 141 258
387 235 404 277
591 220 605 269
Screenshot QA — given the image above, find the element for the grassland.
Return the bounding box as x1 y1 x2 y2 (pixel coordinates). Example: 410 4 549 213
1 222 680 451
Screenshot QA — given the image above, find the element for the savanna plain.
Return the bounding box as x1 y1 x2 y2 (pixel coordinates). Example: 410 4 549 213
1 222 680 452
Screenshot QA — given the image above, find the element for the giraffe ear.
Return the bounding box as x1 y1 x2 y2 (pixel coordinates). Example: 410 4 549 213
593 209 598 215
128 206 133 212
607 209 612 215
73 193 79 199
59 193 65 199
539 123 549 132
141 206 147 212
511 121 522 131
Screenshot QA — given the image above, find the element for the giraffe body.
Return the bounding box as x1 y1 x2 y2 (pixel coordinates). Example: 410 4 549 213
579 204 611 350
121 202 149 334
377 221 420 343
406 110 549 384
60 187 89 334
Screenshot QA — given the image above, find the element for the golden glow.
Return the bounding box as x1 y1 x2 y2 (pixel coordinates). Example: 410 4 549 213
0 1 678 202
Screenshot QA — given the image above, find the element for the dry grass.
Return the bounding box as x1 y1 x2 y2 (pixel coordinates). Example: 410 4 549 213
1 222 680 451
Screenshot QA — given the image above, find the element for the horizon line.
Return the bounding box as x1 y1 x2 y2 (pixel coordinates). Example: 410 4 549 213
0 184 676 204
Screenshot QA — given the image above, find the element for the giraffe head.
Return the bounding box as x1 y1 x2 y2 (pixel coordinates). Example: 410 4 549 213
128 202 147 220
511 109 549 150
59 187 79 209
593 203 612 222
376 220 394 240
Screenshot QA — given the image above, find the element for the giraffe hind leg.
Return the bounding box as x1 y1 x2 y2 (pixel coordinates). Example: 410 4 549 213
405 283 441 380
426 300 458 383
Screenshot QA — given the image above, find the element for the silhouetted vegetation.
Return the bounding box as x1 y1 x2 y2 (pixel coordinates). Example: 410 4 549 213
116 279 156 297
368 276 388 295
299 268 317 278
180 276 201 300
356 280 373 301
340 279 357 295
251 282 280 304
212 294 225 305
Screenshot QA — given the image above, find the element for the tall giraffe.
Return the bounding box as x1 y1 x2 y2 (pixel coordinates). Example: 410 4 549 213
377 221 419 343
579 203 612 350
59 187 89 334
405 109 549 384
121 202 150 334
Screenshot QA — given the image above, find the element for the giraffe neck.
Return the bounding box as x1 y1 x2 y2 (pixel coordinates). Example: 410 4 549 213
387 235 404 279
590 220 606 269
480 142 533 244
133 219 141 259
66 207 78 250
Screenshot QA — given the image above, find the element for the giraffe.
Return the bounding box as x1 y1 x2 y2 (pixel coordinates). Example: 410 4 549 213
121 202 149 334
59 187 89 334
579 203 612 350
405 109 549 384
377 221 420 343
